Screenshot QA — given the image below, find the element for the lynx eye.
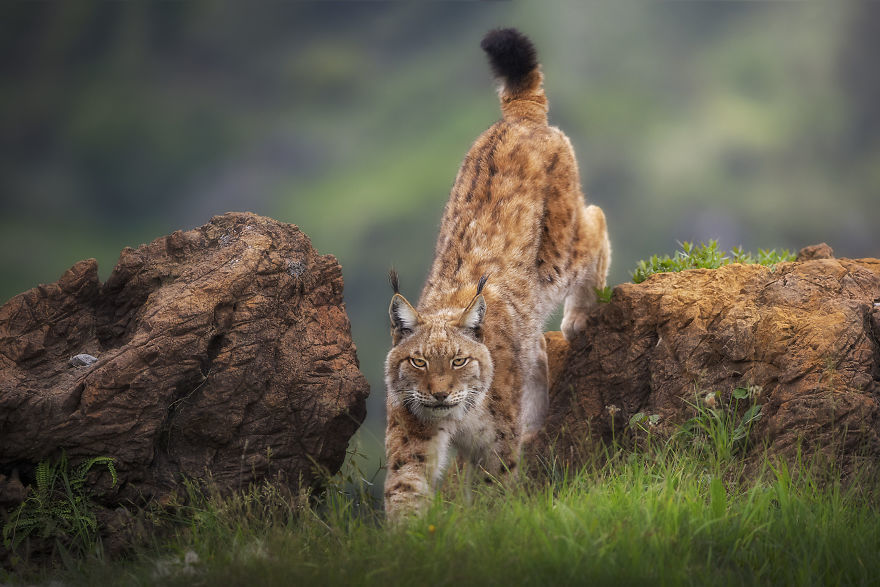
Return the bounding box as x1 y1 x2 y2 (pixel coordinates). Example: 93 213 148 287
409 357 427 369
451 357 470 368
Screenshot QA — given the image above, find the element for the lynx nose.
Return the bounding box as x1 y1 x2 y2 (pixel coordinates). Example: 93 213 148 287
433 392 449 403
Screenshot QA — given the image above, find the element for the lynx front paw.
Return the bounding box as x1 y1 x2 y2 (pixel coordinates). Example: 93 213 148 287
561 309 590 341
384 472 431 522
384 491 428 522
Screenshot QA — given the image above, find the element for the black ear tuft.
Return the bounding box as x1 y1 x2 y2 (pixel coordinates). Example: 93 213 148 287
389 268 400 294
389 293 419 344
476 274 489 295
480 28 539 89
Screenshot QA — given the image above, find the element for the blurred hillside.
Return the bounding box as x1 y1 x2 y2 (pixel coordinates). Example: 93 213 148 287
2 2 878 469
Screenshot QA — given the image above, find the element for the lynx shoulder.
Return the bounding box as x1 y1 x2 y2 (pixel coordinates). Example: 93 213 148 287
383 28 610 518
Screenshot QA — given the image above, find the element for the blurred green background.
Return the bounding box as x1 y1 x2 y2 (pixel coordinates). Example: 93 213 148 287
2 2 879 476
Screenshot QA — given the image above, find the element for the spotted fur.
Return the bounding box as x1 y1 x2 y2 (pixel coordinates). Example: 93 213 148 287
384 28 610 519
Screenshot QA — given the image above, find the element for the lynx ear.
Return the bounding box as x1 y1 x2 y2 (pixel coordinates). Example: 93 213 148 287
389 293 420 343
457 275 488 338
458 295 486 331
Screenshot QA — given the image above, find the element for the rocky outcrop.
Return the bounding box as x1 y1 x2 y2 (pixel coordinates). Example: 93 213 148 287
0 213 369 506
537 246 880 471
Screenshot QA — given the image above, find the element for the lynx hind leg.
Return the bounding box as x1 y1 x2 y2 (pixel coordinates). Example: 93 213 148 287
520 335 549 440
384 414 452 521
561 204 610 341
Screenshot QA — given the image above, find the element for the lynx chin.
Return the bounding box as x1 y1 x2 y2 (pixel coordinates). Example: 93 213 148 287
383 28 610 518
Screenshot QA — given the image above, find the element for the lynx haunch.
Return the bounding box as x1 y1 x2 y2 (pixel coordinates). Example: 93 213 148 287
384 28 610 518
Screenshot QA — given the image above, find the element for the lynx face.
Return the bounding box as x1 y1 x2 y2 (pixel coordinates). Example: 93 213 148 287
385 292 494 423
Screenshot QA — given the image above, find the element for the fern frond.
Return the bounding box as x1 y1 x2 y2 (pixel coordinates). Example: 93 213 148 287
36 458 52 492
1 451 119 556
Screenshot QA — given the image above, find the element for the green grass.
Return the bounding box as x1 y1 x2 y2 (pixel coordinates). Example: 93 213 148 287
631 240 795 284
3 452 117 562
6 398 879 586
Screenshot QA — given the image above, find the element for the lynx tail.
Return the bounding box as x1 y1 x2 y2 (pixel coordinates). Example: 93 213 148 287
480 28 547 121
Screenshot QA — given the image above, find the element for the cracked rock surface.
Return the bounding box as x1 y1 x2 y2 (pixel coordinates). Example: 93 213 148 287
0 212 369 506
536 247 880 472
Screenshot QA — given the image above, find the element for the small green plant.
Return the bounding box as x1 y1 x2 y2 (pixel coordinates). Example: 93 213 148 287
2 452 117 558
628 412 661 430
632 240 795 283
672 385 764 468
594 286 613 303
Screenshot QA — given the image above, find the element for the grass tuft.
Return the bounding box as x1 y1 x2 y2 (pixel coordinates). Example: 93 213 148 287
631 240 795 283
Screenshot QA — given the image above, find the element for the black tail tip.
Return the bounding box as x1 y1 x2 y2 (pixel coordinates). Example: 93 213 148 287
480 28 539 88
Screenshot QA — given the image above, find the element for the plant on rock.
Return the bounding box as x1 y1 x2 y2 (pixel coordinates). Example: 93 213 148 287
632 240 795 283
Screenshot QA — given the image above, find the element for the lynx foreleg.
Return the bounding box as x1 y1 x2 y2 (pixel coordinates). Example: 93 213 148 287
383 407 452 520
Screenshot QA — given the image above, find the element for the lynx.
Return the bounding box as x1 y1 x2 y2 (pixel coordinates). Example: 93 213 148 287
384 28 610 518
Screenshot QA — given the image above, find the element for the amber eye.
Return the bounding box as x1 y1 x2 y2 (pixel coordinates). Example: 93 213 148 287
451 357 470 368
409 357 427 369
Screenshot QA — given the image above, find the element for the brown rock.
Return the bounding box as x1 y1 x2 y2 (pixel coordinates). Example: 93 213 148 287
0 212 369 505
796 242 834 261
535 256 880 471
0 469 27 509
